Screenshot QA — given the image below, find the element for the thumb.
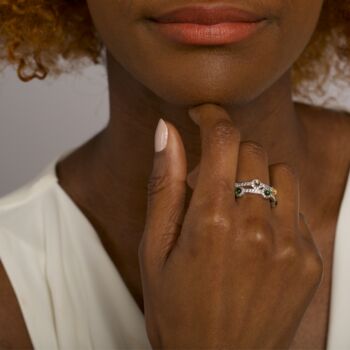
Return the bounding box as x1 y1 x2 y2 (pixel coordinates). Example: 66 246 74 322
140 118 187 272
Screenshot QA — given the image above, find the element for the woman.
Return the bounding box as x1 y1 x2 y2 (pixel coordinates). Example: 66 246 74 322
0 0 349 349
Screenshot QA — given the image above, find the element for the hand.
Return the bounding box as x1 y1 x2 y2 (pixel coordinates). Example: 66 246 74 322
138 104 324 349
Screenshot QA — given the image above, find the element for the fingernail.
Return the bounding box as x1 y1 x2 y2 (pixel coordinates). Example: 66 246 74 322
155 118 168 152
188 109 200 125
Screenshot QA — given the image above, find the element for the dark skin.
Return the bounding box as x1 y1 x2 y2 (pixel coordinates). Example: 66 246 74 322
1 0 350 348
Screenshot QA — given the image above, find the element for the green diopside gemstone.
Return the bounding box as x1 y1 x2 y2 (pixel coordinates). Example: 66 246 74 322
235 187 242 196
264 189 271 196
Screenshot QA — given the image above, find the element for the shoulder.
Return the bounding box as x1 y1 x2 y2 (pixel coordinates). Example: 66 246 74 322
0 164 60 258
0 162 56 212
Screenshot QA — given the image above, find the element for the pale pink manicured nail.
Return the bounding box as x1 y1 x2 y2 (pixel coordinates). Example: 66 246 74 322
155 118 168 152
188 109 200 125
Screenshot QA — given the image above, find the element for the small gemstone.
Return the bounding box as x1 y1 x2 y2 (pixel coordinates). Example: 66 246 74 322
253 179 260 186
235 187 242 196
264 189 271 196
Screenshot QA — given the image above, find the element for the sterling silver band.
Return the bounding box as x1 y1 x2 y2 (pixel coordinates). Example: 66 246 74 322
234 178 278 208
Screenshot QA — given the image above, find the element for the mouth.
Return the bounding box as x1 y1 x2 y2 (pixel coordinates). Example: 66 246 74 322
147 4 268 46
151 4 266 24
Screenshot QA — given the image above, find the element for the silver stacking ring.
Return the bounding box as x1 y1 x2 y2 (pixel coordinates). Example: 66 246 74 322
234 178 278 208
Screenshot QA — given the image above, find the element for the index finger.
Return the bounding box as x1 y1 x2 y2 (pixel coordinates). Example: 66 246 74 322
187 104 241 209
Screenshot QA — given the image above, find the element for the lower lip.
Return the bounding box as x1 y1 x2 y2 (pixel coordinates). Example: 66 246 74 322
149 20 266 45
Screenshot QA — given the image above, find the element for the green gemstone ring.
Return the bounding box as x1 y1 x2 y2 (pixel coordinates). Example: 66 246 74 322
234 178 278 208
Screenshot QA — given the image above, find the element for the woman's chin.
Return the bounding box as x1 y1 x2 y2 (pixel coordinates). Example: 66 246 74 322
148 80 264 107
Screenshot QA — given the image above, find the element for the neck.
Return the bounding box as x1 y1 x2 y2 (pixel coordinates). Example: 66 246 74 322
60 51 308 240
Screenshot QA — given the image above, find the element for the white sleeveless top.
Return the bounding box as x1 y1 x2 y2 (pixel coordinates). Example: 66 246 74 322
0 149 349 350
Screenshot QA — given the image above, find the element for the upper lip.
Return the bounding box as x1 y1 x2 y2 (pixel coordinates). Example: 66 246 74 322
151 4 266 25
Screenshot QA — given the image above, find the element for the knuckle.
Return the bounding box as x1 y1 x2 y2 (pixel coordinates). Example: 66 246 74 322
243 217 274 247
167 206 183 230
201 211 232 233
147 173 169 197
277 244 299 263
302 250 324 282
278 230 298 248
240 141 267 160
210 120 239 145
184 212 231 258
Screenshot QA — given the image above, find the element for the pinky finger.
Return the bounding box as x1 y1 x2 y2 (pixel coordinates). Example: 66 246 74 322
298 212 316 247
298 212 324 285
269 163 299 226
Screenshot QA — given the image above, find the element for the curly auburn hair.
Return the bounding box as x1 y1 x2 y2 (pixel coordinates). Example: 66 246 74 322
0 0 349 99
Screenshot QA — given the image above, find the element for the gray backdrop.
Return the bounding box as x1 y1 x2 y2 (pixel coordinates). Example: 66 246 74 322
0 62 109 196
0 57 349 197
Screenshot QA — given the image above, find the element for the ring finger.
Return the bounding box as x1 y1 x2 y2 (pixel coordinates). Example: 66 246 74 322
235 141 272 217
